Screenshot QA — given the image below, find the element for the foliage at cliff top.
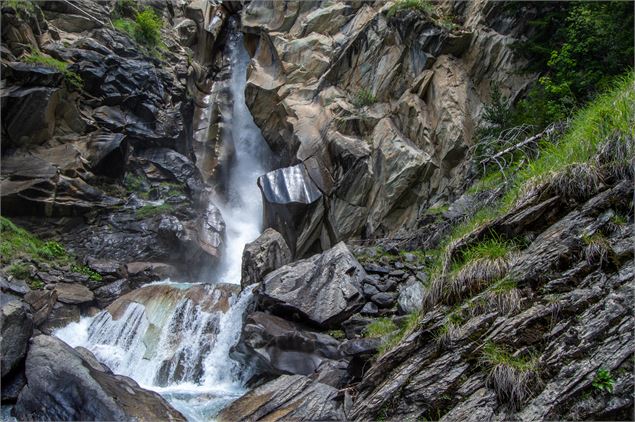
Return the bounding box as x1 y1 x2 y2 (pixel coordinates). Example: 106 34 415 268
113 7 163 53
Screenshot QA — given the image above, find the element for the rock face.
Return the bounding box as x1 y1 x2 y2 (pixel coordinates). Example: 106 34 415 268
15 335 185 421
1 300 33 377
216 375 344 422
243 0 536 255
258 242 365 327
241 228 292 288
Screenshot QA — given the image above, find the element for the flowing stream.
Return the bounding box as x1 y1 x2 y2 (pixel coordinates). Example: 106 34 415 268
54 29 269 421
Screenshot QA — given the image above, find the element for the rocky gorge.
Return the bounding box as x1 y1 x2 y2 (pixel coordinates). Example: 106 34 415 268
1 0 633 421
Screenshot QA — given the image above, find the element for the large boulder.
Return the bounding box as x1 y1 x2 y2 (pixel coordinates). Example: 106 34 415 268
53 282 95 305
258 242 365 327
397 278 425 314
231 311 344 377
15 335 185 421
1 300 33 377
216 375 344 422
1 85 60 147
241 228 292 288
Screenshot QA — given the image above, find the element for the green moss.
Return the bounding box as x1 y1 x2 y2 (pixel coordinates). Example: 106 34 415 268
113 8 164 55
23 53 83 89
377 311 421 355
490 276 518 294
71 264 103 282
352 89 377 108
7 262 31 280
387 0 434 17
327 329 345 340
610 214 628 226
136 203 174 219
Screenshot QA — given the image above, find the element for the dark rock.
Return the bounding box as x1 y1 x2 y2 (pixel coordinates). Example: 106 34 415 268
1 85 60 147
339 337 382 356
371 292 397 308
0 275 29 296
15 335 186 421
342 314 373 339
126 262 179 285
6 62 63 87
258 242 365 327
93 279 130 308
0 300 33 377
361 302 379 316
312 360 349 388
241 228 292 288
175 18 197 46
1 367 26 403
364 263 391 275
79 131 128 178
216 375 344 422
138 148 204 194
53 282 94 305
362 283 380 297
231 312 344 377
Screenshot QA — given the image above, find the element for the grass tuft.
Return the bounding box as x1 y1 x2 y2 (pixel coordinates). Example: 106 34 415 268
364 318 398 338
387 0 434 17
582 232 611 265
136 203 174 219
353 88 377 108
592 368 615 393
482 342 540 408
23 53 83 89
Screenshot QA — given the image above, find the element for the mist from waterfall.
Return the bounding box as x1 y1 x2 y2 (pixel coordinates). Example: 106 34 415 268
214 29 271 285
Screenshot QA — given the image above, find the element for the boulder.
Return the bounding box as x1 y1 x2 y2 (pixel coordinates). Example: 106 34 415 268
258 163 323 257
24 289 57 326
216 375 344 422
1 300 33 377
258 242 365 327
1 85 60 147
174 18 197 46
40 303 80 333
231 312 344 377
15 335 185 421
241 228 292 288
5 62 64 87
53 282 94 305
398 279 425 314
78 131 129 178
93 279 130 308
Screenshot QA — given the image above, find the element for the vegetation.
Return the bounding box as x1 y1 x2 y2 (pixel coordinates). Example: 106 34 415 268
352 89 377 108
592 368 615 393
0 217 97 289
113 7 164 54
23 53 83 89
4 0 34 17
452 236 516 272
387 0 434 17
364 318 397 338
482 342 539 408
71 264 103 282
327 329 345 340
136 203 174 219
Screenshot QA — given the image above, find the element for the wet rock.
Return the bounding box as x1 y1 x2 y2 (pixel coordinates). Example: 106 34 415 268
126 262 179 285
78 131 128 178
1 300 33 377
342 314 373 339
217 375 344 422
40 303 80 333
398 279 425 314
258 242 365 327
231 312 344 377
53 282 94 305
241 228 292 288
175 18 197 46
1 368 26 403
15 335 186 421
93 279 130 308
362 283 380 297
1 85 60 147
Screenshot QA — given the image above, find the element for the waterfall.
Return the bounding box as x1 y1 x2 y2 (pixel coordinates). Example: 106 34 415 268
214 29 271 284
53 27 271 421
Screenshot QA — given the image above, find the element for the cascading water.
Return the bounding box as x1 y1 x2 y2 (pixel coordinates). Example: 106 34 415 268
54 29 270 421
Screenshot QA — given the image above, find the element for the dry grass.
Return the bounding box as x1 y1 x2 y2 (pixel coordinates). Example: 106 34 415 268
485 277 522 315
582 233 611 265
450 257 510 299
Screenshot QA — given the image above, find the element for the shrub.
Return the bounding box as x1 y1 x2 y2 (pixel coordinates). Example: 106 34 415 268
482 342 539 408
23 53 82 89
113 8 163 50
352 89 377 108
592 368 615 393
387 0 434 17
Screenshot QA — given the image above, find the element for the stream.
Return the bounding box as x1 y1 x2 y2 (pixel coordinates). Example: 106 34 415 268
54 29 270 421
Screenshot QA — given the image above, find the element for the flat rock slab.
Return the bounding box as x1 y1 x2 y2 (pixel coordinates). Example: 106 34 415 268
54 282 94 304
